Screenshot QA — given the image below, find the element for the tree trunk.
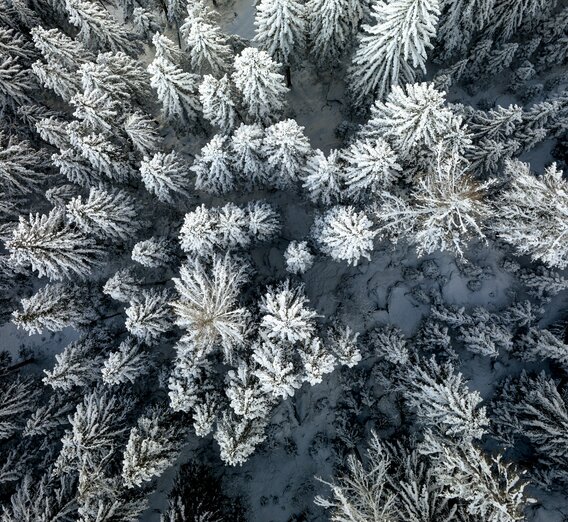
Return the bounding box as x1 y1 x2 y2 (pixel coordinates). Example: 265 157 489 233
285 65 292 88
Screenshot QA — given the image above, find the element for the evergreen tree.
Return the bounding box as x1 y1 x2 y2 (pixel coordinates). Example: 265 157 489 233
171 255 249 359
232 47 289 125
0 132 48 196
300 337 336 385
199 74 239 134
31 26 93 70
376 151 491 257
43 334 106 390
191 134 235 194
399 356 489 441
252 337 302 399
254 0 306 82
226 362 272 420
263 119 311 189
65 0 141 55
341 137 401 200
230 123 267 187
31 59 79 102
7 209 104 280
328 324 361 367
0 54 32 107
260 280 318 343
122 409 183 488
420 433 530 521
362 82 454 159
348 0 440 106
66 186 140 242
214 412 267 466
493 161 568 268
102 337 151 386
308 0 350 67
140 151 192 203
12 282 94 335
284 240 314 274
313 206 377 265
125 288 173 343
132 237 175 268
180 0 233 76
148 55 201 124
493 371 568 485
302 149 343 205
124 111 162 156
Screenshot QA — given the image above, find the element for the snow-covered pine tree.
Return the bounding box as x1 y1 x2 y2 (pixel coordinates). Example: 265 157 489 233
199 74 239 134
147 55 201 124
0 54 32 107
43 333 106 390
254 0 306 84
312 206 377 265
252 336 302 399
65 0 141 55
103 267 143 303
132 237 175 268
375 150 491 257
362 82 454 160
230 123 268 188
260 280 318 343
67 127 132 182
191 134 235 194
180 0 233 76
420 432 531 521
284 240 315 274
493 161 568 268
492 371 568 485
246 200 281 242
485 43 518 77
315 431 397 521
152 32 184 64
139 151 192 203
12 283 95 335
31 59 79 102
7 208 104 280
328 324 361 367
369 324 409 365
122 409 183 488
468 104 523 141
132 8 160 39
0 132 48 196
0 472 76 520
308 0 350 67
487 0 552 42
515 327 568 366
125 288 173 343
263 119 311 189
348 0 441 107
193 393 220 437
300 337 336 385
31 26 93 70
232 47 288 125
214 412 267 466
302 149 343 205
35 116 70 150
398 356 489 440
102 337 151 386
55 387 132 474
66 186 140 242
124 112 162 156
341 138 401 201
171 255 249 360
226 361 273 420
